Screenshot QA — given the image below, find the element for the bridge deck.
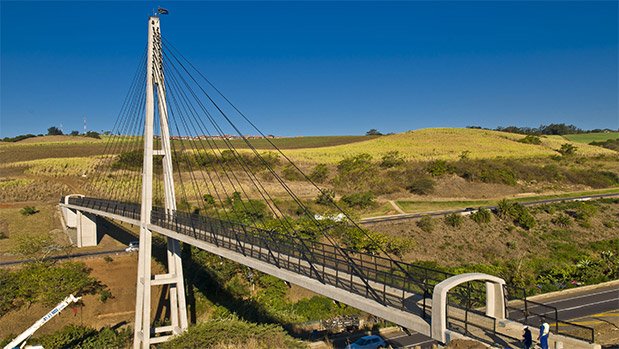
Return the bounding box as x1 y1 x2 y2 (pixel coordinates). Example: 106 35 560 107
62 197 599 349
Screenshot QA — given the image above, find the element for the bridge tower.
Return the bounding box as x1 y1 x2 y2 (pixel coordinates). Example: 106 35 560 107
134 16 188 348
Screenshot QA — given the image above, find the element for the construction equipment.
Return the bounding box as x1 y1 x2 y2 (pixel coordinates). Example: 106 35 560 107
3 294 81 349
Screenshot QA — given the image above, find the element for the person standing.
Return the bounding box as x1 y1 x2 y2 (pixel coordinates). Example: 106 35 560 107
522 326 533 349
539 318 550 349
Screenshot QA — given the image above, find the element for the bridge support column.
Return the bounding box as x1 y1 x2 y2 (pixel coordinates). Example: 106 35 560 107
76 211 98 247
63 207 78 228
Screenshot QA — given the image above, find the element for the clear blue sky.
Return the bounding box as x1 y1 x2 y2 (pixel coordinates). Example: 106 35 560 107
1 1 617 137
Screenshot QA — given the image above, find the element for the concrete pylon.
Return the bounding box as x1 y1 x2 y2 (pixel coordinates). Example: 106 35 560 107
76 211 97 247
133 15 188 349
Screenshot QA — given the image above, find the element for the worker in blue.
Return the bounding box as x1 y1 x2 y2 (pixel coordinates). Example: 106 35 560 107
522 326 533 349
538 317 550 349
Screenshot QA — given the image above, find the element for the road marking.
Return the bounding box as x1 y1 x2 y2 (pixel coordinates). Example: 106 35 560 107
526 289 619 309
534 298 619 316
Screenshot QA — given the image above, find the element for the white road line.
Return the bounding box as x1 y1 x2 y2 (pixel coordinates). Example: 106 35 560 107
405 339 435 348
528 289 619 307
532 299 619 317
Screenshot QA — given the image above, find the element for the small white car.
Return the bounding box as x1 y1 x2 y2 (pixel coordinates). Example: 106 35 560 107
125 241 139 252
345 335 388 349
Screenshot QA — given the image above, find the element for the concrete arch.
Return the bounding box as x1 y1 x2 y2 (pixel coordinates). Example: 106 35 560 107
431 272 506 343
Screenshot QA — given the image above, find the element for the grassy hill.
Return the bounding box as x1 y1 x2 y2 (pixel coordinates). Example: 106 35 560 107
282 128 616 163
562 132 619 143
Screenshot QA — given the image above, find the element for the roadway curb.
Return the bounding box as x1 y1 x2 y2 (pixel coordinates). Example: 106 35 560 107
526 280 619 303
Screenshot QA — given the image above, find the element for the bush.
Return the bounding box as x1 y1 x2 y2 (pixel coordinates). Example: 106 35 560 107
470 208 492 224
161 316 305 349
406 177 435 195
380 151 405 168
282 164 304 181
551 214 572 227
426 160 452 177
84 131 100 139
20 206 39 216
103 256 113 263
308 163 329 183
444 213 463 228
417 216 434 233
518 135 542 145
35 325 131 349
341 192 375 209
99 288 113 303
496 200 536 230
334 153 380 191
558 143 577 156
315 189 335 205
203 194 215 205
0 232 7 240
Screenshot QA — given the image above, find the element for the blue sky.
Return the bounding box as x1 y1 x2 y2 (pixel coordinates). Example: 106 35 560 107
1 1 617 137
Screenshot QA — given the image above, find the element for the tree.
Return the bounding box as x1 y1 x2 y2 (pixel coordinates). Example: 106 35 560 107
365 129 383 136
69 130 80 136
47 126 63 136
85 131 101 139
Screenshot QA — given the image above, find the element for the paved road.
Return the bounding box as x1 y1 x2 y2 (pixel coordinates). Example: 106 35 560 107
520 284 619 322
360 193 619 224
332 283 618 348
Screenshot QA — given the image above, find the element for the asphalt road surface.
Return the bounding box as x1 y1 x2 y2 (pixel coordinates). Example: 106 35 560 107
332 283 618 348
520 284 619 322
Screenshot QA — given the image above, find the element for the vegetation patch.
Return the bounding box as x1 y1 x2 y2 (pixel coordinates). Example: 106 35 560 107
161 316 306 349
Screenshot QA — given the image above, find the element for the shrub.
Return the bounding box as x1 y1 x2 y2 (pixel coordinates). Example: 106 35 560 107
0 232 7 240
444 213 463 228
406 177 435 195
99 288 113 303
341 192 375 209
203 194 215 205
282 164 304 181
470 208 492 224
426 160 452 177
380 151 405 168
103 256 113 263
161 316 305 349
315 189 335 205
417 216 434 233
558 143 577 156
518 135 542 145
20 206 39 216
334 153 379 191
37 325 95 349
495 200 536 230
385 237 415 257
84 131 100 139
308 163 329 183
551 214 572 227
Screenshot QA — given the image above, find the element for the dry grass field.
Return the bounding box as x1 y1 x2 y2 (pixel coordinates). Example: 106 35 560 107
281 128 615 163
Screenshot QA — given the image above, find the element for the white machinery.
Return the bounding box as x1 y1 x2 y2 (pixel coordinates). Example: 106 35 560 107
3 294 81 349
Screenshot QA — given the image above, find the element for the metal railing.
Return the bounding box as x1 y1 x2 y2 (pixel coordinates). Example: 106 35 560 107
505 285 595 343
65 196 596 346
67 196 452 315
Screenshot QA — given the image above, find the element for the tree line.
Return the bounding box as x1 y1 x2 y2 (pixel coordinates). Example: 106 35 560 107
468 123 617 136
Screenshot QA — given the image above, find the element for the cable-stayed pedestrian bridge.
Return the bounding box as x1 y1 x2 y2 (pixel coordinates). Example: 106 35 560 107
57 15 600 349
